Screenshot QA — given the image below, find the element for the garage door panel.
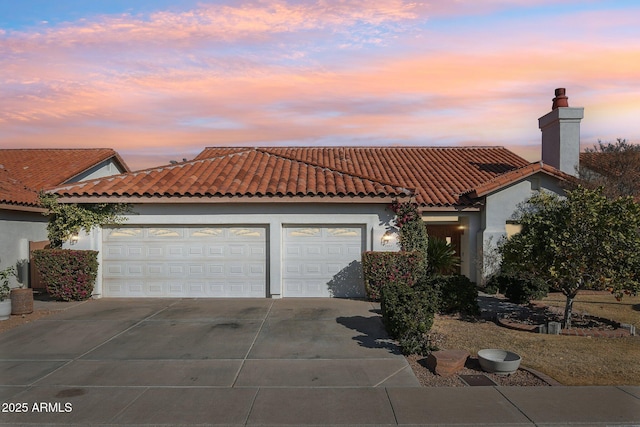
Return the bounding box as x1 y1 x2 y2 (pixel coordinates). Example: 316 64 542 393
326 245 343 256
127 247 144 257
127 264 144 275
188 264 205 275
168 283 186 295
147 247 164 257
167 246 184 257
208 246 225 257
188 246 204 256
286 247 301 257
305 263 322 275
251 246 265 255
208 264 225 275
306 246 322 256
147 263 165 275
283 226 365 297
103 226 266 298
104 264 124 276
187 282 206 296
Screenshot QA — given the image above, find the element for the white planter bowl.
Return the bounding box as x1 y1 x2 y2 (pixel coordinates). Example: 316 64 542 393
478 349 521 375
0 299 11 321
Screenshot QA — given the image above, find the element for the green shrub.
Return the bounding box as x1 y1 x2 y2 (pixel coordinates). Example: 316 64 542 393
380 278 439 355
426 237 460 275
0 266 15 302
33 249 98 301
487 273 549 304
427 274 479 315
362 251 426 301
390 200 429 254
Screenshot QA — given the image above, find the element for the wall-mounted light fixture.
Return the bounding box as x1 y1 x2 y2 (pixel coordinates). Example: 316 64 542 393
381 231 394 246
70 233 79 245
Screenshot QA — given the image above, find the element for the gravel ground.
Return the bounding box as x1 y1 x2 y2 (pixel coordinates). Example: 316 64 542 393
406 354 552 387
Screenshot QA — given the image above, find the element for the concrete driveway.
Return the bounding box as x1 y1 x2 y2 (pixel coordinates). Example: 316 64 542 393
3 298 639 426
0 298 419 425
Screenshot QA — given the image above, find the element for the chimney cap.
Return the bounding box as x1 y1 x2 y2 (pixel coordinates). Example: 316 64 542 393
552 88 569 109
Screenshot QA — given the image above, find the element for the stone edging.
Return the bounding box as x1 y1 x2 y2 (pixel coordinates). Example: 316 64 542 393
496 312 631 338
519 365 563 386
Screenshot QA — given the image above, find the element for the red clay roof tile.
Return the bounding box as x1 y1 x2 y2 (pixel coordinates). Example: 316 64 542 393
464 161 575 198
0 148 129 207
52 149 414 201
54 146 548 207
0 167 38 207
197 147 531 206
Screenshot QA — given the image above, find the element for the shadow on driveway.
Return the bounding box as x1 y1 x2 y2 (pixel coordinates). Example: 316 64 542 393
336 314 401 354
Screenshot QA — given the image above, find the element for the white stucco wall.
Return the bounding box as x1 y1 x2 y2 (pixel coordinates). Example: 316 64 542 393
478 173 566 282
0 210 48 287
67 158 127 183
71 202 397 298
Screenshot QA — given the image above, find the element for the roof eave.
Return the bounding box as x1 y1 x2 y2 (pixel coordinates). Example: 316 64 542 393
468 163 576 198
56 194 412 204
0 202 46 213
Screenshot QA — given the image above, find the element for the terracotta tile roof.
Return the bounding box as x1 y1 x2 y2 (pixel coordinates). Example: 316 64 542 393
196 146 531 207
55 146 569 207
463 161 575 198
0 167 38 207
0 148 130 207
52 149 414 200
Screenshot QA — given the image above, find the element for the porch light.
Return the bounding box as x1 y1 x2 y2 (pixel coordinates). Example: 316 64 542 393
70 233 79 245
381 231 394 246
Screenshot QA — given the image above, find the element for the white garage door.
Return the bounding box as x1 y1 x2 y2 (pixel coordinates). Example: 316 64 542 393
283 226 365 298
102 226 266 297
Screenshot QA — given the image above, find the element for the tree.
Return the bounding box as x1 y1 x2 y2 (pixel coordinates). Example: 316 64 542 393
580 138 640 200
499 186 640 328
39 193 132 248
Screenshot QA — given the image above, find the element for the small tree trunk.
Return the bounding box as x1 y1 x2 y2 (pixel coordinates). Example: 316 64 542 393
564 294 575 329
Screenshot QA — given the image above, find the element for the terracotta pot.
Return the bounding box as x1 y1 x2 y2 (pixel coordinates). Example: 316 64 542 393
10 288 34 315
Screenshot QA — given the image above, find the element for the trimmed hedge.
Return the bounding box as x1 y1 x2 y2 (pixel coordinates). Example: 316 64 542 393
33 249 98 301
486 274 549 304
362 251 426 301
427 274 480 315
380 278 439 355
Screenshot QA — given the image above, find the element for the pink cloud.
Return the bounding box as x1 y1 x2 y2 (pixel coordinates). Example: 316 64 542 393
1 1 639 170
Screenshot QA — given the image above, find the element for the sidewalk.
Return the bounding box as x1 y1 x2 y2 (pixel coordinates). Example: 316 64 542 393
1 384 638 425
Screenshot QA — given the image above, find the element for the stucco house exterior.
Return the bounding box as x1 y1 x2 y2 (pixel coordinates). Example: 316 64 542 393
49 89 583 299
0 149 129 287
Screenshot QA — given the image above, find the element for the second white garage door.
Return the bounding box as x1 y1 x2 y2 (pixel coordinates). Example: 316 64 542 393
102 226 267 297
283 226 365 297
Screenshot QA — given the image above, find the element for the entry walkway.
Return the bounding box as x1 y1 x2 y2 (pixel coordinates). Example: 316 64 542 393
0 298 638 425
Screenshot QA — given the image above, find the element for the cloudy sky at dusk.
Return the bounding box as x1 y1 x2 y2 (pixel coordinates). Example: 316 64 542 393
1 1 638 170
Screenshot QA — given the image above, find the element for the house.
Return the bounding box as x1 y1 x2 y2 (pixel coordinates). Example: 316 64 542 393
50 89 583 299
0 149 130 286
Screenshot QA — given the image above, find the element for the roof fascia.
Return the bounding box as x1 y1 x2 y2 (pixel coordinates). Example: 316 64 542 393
0 203 46 213
419 206 481 213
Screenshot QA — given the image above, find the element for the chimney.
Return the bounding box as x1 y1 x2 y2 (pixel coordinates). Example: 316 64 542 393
538 88 584 176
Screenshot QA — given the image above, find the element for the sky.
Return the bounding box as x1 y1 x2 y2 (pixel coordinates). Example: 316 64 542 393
1 1 639 170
